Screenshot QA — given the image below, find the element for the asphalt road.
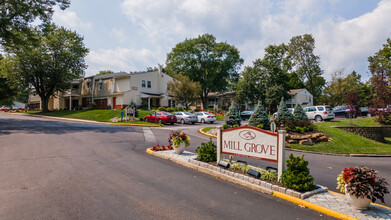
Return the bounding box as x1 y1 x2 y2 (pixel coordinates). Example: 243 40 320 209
151 119 391 206
0 113 332 219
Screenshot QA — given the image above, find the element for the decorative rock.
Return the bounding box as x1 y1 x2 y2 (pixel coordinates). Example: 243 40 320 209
110 117 119 122
299 138 313 145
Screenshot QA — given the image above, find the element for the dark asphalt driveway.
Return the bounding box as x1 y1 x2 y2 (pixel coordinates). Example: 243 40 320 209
0 113 332 219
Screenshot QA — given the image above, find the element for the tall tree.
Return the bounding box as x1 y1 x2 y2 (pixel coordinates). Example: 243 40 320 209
167 75 201 110
320 70 369 107
165 34 243 109
288 34 325 104
368 38 391 119
3 24 89 112
0 55 21 105
1 0 70 45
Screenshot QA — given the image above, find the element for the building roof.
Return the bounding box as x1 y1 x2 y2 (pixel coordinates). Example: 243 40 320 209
93 71 130 80
288 89 305 95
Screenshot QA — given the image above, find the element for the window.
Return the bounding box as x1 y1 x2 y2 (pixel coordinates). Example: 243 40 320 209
308 107 316 112
72 85 79 89
87 98 92 104
156 112 161 116
141 80 146 88
147 81 151 88
101 99 105 105
86 82 91 89
317 107 324 111
98 83 102 91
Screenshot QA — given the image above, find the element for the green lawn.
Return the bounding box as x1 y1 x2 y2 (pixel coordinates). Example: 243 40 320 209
201 127 216 133
288 117 391 154
27 109 154 123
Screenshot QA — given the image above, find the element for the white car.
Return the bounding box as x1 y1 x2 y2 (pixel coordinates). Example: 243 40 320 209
194 112 216 124
303 106 335 122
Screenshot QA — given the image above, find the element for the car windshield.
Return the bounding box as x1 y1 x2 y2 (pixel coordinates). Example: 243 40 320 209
205 112 213 116
184 112 193 115
326 107 332 111
163 112 172 115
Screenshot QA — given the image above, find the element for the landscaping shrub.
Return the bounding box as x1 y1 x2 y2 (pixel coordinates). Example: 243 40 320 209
223 123 229 130
176 107 184 111
195 138 217 162
261 171 277 182
293 104 308 120
166 107 175 112
90 102 97 109
248 103 270 130
226 105 241 127
276 97 294 126
281 154 316 192
157 106 166 111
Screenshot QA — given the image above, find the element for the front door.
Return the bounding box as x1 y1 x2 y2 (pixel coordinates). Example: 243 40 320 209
72 100 78 110
113 97 116 109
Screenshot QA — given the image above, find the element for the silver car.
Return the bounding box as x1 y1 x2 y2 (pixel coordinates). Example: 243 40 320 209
194 112 216 124
174 112 198 124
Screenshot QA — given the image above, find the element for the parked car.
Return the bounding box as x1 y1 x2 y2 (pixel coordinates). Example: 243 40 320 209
144 111 177 125
273 108 294 119
240 111 254 120
194 112 216 124
174 111 198 124
332 105 357 118
359 107 370 117
303 105 335 122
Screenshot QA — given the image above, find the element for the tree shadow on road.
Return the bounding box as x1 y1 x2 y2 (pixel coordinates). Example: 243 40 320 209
0 118 140 136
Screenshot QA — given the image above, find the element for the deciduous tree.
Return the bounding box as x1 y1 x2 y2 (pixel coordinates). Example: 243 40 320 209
166 34 243 109
3 24 89 112
167 75 200 110
288 34 325 104
1 0 70 45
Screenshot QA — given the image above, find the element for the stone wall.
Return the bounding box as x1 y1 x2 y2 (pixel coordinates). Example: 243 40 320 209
335 126 389 143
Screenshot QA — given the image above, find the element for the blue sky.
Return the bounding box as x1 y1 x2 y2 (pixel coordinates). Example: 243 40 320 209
52 0 391 81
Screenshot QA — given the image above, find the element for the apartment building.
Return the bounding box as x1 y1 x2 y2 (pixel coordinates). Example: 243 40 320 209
28 66 173 110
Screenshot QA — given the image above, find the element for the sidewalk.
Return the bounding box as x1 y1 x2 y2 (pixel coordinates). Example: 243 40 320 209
147 149 391 220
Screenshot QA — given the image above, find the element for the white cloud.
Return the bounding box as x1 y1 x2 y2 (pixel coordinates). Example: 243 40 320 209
111 28 127 43
315 0 391 79
86 47 157 75
53 9 93 30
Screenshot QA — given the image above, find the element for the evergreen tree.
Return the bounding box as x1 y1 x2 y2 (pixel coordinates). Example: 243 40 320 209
293 104 308 120
248 103 270 129
226 105 241 127
276 97 295 124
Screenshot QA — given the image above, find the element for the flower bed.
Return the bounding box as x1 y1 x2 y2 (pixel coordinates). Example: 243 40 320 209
151 144 173 151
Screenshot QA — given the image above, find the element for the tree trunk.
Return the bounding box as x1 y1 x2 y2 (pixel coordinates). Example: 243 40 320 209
40 95 50 112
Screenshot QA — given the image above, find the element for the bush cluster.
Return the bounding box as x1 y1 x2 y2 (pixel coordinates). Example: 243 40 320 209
281 154 316 192
195 138 217 162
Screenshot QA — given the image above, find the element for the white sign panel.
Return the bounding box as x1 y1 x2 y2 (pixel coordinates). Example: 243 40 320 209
221 126 279 162
217 126 286 181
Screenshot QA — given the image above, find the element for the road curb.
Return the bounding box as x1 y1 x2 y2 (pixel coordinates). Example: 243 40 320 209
146 147 358 219
108 123 162 127
272 191 358 220
197 128 391 157
198 128 217 138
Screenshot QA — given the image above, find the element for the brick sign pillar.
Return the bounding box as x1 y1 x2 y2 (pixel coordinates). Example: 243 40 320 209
217 126 286 181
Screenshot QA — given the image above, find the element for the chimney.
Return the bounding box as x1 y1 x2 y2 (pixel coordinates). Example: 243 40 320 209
158 64 162 76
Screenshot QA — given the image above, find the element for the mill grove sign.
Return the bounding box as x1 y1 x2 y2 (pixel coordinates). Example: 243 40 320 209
216 126 286 180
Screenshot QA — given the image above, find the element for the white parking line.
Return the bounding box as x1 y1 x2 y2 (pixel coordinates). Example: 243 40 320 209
143 127 157 143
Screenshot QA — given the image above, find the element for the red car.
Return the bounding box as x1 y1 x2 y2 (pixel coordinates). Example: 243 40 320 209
144 111 177 125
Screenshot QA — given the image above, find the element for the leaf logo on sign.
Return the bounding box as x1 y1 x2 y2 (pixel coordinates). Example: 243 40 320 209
239 130 256 140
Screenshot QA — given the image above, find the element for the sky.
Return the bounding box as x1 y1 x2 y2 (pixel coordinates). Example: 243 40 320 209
52 0 391 81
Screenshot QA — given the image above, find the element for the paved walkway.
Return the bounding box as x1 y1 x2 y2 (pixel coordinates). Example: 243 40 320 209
149 149 391 220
